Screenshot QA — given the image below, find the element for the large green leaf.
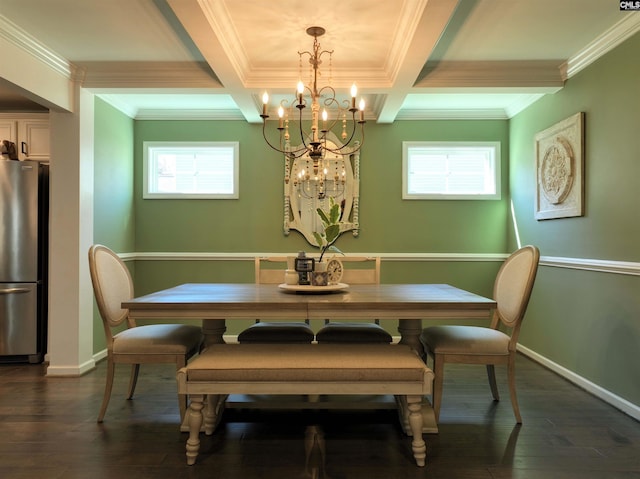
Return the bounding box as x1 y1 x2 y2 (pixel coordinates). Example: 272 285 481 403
316 208 330 226
312 231 324 247
329 202 340 224
325 224 340 244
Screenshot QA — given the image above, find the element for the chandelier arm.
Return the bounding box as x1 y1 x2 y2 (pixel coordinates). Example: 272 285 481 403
261 120 286 154
323 112 361 154
296 106 312 153
356 123 365 152
318 85 337 102
261 120 309 157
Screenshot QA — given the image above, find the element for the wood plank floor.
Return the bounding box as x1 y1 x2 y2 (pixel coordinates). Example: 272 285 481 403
0 353 639 478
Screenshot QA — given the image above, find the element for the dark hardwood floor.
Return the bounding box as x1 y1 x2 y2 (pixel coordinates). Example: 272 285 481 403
0 353 638 479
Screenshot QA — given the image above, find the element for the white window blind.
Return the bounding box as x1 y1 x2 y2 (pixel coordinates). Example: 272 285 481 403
144 142 239 199
402 142 501 200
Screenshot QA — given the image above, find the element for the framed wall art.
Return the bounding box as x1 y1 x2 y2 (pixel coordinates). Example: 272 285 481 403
535 112 585 220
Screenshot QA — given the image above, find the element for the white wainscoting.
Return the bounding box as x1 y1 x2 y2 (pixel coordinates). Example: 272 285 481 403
122 251 640 277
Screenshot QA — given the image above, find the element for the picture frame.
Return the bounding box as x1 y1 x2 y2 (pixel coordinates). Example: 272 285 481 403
535 112 585 220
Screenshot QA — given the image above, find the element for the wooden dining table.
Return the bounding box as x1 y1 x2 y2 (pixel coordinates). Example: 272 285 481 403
123 282 495 348
123 282 496 432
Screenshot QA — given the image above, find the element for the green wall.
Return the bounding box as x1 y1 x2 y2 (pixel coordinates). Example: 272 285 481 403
509 32 640 405
130 119 509 334
132 119 509 255
92 98 135 352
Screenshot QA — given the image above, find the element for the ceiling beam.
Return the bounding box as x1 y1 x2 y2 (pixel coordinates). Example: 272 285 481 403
167 0 261 123
376 0 459 124
414 60 565 88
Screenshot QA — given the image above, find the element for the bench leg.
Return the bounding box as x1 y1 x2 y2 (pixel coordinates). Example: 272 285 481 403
204 394 225 435
396 394 439 435
185 394 205 465
406 395 427 467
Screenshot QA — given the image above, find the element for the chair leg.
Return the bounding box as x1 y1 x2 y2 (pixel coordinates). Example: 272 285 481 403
486 364 500 401
98 357 115 423
177 357 188 421
507 354 522 423
127 364 140 400
431 354 445 422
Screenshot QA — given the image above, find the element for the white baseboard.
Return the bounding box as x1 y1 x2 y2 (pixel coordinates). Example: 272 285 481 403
517 344 640 421
45 358 96 377
93 349 108 363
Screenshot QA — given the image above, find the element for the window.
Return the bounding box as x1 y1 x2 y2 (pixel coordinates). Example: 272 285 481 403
143 141 239 199
402 142 501 200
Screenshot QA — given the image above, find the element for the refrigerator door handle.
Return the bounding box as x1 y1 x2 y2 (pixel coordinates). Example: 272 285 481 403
0 287 31 294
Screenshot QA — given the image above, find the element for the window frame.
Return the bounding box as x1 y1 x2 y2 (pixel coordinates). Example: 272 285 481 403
143 141 239 199
402 141 501 200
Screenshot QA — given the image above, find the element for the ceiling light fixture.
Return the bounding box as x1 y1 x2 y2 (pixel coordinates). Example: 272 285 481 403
260 26 366 167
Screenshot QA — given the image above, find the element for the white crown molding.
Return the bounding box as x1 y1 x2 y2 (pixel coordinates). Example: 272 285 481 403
380 0 429 83
0 14 71 78
563 13 640 79
243 68 392 90
198 0 250 84
95 94 138 118
134 109 245 120
76 61 222 89
395 109 510 120
503 93 546 118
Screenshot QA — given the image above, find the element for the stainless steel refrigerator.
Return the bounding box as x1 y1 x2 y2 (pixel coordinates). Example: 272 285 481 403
0 159 48 363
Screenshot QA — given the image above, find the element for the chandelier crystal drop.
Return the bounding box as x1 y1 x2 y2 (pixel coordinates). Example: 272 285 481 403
260 26 366 171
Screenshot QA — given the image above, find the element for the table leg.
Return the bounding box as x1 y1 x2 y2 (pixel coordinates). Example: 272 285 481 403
202 319 227 348
397 318 438 433
397 318 422 352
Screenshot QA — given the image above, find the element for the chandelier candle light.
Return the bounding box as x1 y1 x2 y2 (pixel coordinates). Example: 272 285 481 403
260 26 366 176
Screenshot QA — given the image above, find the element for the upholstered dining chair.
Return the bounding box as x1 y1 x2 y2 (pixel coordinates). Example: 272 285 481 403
236 256 315 344
315 256 392 344
420 245 540 423
88 244 203 422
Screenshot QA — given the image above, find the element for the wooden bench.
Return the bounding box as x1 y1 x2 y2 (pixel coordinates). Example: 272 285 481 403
177 343 434 467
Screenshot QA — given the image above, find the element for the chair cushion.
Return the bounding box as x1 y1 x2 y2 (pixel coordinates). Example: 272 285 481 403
185 344 429 383
420 325 510 356
113 324 203 354
237 322 314 344
315 322 392 344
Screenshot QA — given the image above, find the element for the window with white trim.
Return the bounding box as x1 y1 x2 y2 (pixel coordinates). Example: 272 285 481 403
143 141 239 199
402 141 501 200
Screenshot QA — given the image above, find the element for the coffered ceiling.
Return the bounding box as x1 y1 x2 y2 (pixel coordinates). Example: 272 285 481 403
0 0 638 122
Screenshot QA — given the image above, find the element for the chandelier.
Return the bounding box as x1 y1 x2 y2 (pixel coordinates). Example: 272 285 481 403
260 26 366 176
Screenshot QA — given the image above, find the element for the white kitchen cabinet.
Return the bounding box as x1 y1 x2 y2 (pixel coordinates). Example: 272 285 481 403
0 115 50 162
17 119 49 161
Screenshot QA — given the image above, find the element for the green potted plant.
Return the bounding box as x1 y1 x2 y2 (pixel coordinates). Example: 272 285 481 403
313 196 344 266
